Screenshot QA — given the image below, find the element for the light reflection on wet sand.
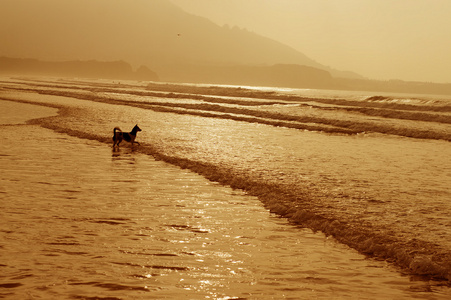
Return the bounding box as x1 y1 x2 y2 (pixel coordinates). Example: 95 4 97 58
1 102 449 299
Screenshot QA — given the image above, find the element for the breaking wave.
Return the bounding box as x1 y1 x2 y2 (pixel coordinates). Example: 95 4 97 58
2 77 451 282
3 78 451 141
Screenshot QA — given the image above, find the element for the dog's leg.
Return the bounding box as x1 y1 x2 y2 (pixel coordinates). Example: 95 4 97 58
113 136 119 147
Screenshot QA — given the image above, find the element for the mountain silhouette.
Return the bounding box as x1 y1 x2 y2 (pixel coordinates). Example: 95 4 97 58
0 57 159 81
0 0 359 85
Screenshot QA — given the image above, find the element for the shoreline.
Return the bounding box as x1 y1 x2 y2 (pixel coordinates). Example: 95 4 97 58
23 100 451 283
3 102 445 298
1 83 451 283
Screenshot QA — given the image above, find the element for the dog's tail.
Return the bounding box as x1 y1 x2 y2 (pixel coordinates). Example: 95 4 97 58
113 127 122 144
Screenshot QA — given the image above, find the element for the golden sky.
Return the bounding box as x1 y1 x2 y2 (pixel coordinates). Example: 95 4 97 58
172 0 451 83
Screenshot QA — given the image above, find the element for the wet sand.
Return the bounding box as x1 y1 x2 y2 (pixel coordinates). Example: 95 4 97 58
1 100 450 299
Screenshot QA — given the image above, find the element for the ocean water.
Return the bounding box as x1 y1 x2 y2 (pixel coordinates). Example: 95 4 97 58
0 77 450 299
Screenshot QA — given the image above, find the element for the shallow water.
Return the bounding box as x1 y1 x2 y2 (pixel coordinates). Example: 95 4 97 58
1 77 451 298
0 119 447 299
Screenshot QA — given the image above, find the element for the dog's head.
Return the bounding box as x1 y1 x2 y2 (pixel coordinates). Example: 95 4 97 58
134 124 142 132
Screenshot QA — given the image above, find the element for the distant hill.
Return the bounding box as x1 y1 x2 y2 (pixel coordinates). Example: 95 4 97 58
0 57 159 81
160 63 336 89
2 0 450 95
0 0 360 82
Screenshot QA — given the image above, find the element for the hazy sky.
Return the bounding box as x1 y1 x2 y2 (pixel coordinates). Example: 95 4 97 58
171 0 451 83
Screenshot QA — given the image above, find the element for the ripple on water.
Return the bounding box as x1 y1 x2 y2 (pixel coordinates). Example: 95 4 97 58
0 101 450 299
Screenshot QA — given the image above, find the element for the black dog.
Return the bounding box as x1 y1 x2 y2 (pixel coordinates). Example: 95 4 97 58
112 124 142 147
